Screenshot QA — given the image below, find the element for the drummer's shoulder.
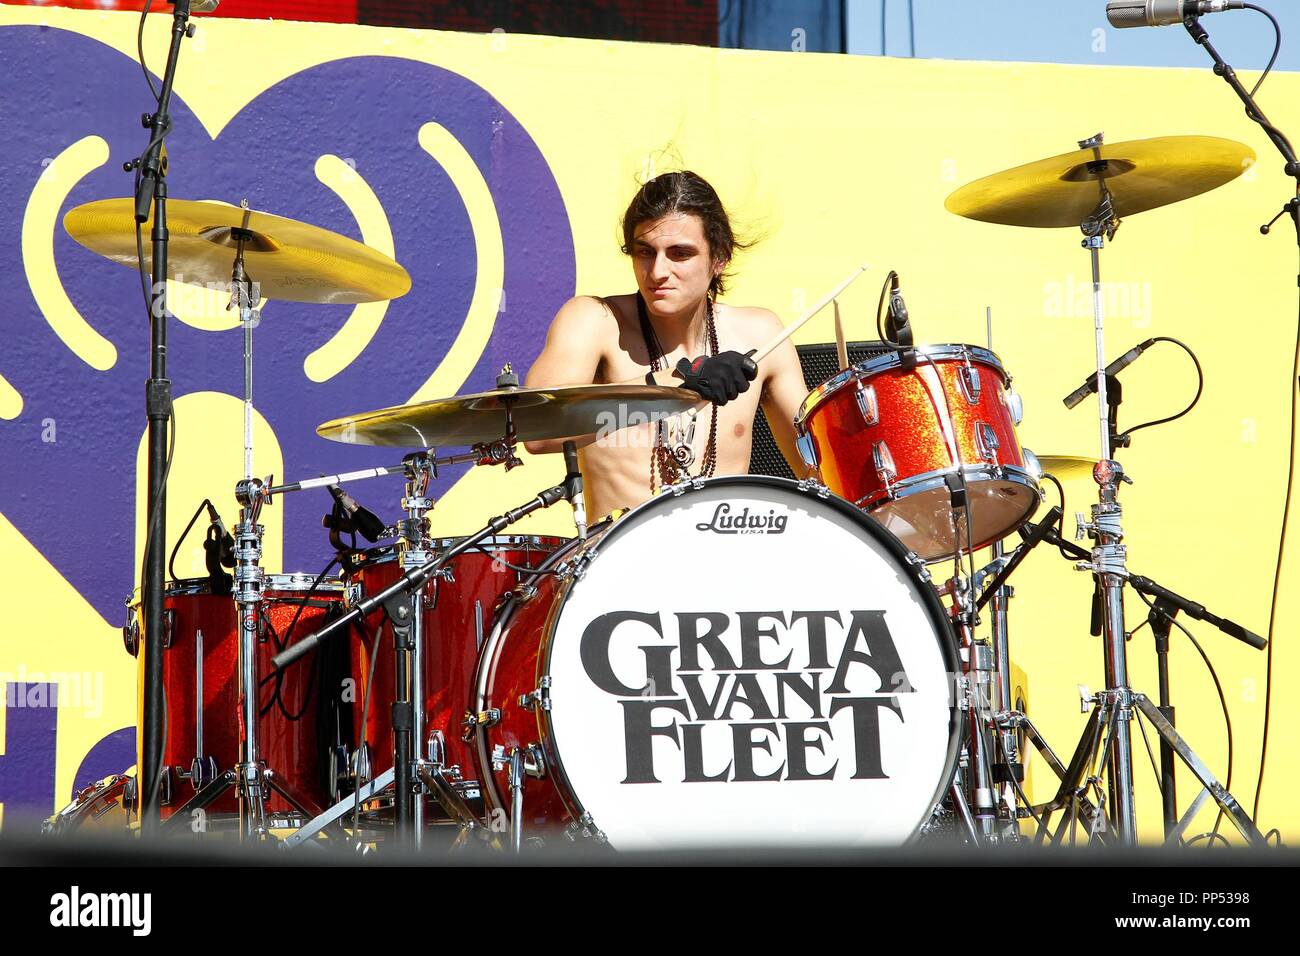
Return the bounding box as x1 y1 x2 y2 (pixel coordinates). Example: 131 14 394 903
548 295 627 333
720 302 784 338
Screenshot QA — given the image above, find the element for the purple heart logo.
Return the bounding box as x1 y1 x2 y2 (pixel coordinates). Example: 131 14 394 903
0 26 575 623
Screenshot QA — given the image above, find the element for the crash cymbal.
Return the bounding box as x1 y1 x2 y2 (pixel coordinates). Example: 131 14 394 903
63 198 411 303
945 135 1255 228
316 383 704 447
1037 455 1098 482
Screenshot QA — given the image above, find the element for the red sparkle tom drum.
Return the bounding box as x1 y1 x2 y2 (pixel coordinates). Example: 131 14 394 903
795 344 1040 561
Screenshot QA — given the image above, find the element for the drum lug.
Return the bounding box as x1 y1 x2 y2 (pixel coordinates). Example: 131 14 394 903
1006 388 1024 426
519 676 552 712
796 477 830 499
461 708 501 742
161 608 175 649
854 382 880 426
958 361 982 405
975 422 1000 463
872 441 897 495
122 615 140 658
794 428 820 473
561 549 596 582
904 550 932 584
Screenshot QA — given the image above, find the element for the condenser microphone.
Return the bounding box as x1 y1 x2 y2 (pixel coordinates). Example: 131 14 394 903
1062 338 1157 409
562 441 587 540
188 1 222 12
326 485 388 543
1106 1 1243 29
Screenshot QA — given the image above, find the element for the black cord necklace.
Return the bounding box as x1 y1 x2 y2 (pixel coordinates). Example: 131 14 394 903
636 292 719 491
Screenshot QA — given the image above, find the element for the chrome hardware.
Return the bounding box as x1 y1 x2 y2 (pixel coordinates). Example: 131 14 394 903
1006 388 1024 426
122 617 140 657
520 676 552 712
796 477 830 498
958 361 981 404
974 422 1000 463
1075 511 1090 540
872 441 897 494
564 549 596 582
461 708 501 741
564 811 608 843
1022 447 1042 480
854 382 880 426
474 601 484 652
794 429 819 472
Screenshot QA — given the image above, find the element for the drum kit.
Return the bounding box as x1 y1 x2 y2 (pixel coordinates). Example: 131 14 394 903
43 131 1279 853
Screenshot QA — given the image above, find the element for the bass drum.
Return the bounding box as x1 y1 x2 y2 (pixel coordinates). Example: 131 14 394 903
470 476 960 849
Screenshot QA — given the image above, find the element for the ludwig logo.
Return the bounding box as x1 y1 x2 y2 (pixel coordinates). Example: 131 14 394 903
694 502 789 535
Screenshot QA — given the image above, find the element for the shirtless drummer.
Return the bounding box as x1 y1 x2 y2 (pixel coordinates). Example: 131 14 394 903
524 171 811 519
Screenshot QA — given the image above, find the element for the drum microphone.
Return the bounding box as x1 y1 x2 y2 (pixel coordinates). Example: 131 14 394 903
885 273 914 350
205 502 236 567
326 485 388 543
187 1 222 12
1062 338 1156 409
1105 1 1243 29
562 440 587 540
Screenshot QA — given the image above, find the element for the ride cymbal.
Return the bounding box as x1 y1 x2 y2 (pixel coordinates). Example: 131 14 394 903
944 135 1254 228
64 198 411 303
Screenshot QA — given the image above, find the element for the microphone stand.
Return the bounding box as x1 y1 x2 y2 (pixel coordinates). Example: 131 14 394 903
128 0 199 833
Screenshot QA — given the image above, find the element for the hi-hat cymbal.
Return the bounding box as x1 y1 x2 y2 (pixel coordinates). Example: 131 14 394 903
1037 455 1098 482
945 135 1255 228
317 383 704 447
64 198 411 303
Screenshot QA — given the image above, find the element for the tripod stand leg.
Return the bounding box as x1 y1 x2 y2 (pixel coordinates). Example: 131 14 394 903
949 779 980 844
415 763 483 835
1167 787 1212 847
263 769 326 821
1038 703 1109 846
1132 695 1266 846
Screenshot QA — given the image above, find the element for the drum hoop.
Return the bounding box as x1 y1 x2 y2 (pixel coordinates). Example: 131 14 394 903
350 535 570 570
795 343 1008 430
514 475 964 843
127 573 347 606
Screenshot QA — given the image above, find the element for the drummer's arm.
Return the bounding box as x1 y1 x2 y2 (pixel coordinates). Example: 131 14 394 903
522 296 611 456
755 310 815 479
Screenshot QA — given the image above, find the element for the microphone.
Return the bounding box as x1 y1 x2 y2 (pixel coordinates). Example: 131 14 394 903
326 485 388 543
205 502 235 568
562 441 587 540
1106 1 1243 29
1062 338 1156 409
188 1 222 12
885 273 913 350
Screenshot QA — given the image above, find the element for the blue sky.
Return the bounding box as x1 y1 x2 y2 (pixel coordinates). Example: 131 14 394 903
847 0 1299 74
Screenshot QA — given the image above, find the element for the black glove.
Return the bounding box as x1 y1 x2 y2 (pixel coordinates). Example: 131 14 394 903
674 350 758 404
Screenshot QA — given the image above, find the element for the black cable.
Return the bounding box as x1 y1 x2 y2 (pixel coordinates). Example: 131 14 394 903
1254 237 1300 824
1040 472 1074 559
1117 337 1203 442
1244 3 1282 98
140 399 176 816
137 0 160 104
353 614 387 840
1136 589 1235 843
257 558 341 721
167 497 210 583
875 271 896 343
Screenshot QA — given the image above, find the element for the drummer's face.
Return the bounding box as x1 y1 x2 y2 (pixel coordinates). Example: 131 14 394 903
629 213 722 317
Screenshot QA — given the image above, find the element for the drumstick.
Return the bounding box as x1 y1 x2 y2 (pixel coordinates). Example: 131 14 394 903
751 263 869 363
833 298 849 371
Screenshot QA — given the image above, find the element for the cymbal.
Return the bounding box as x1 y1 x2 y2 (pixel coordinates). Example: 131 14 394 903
64 198 411 303
316 383 704 447
1037 455 1098 482
944 135 1255 228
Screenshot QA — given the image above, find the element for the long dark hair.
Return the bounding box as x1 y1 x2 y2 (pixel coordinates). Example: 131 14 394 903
620 171 750 298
